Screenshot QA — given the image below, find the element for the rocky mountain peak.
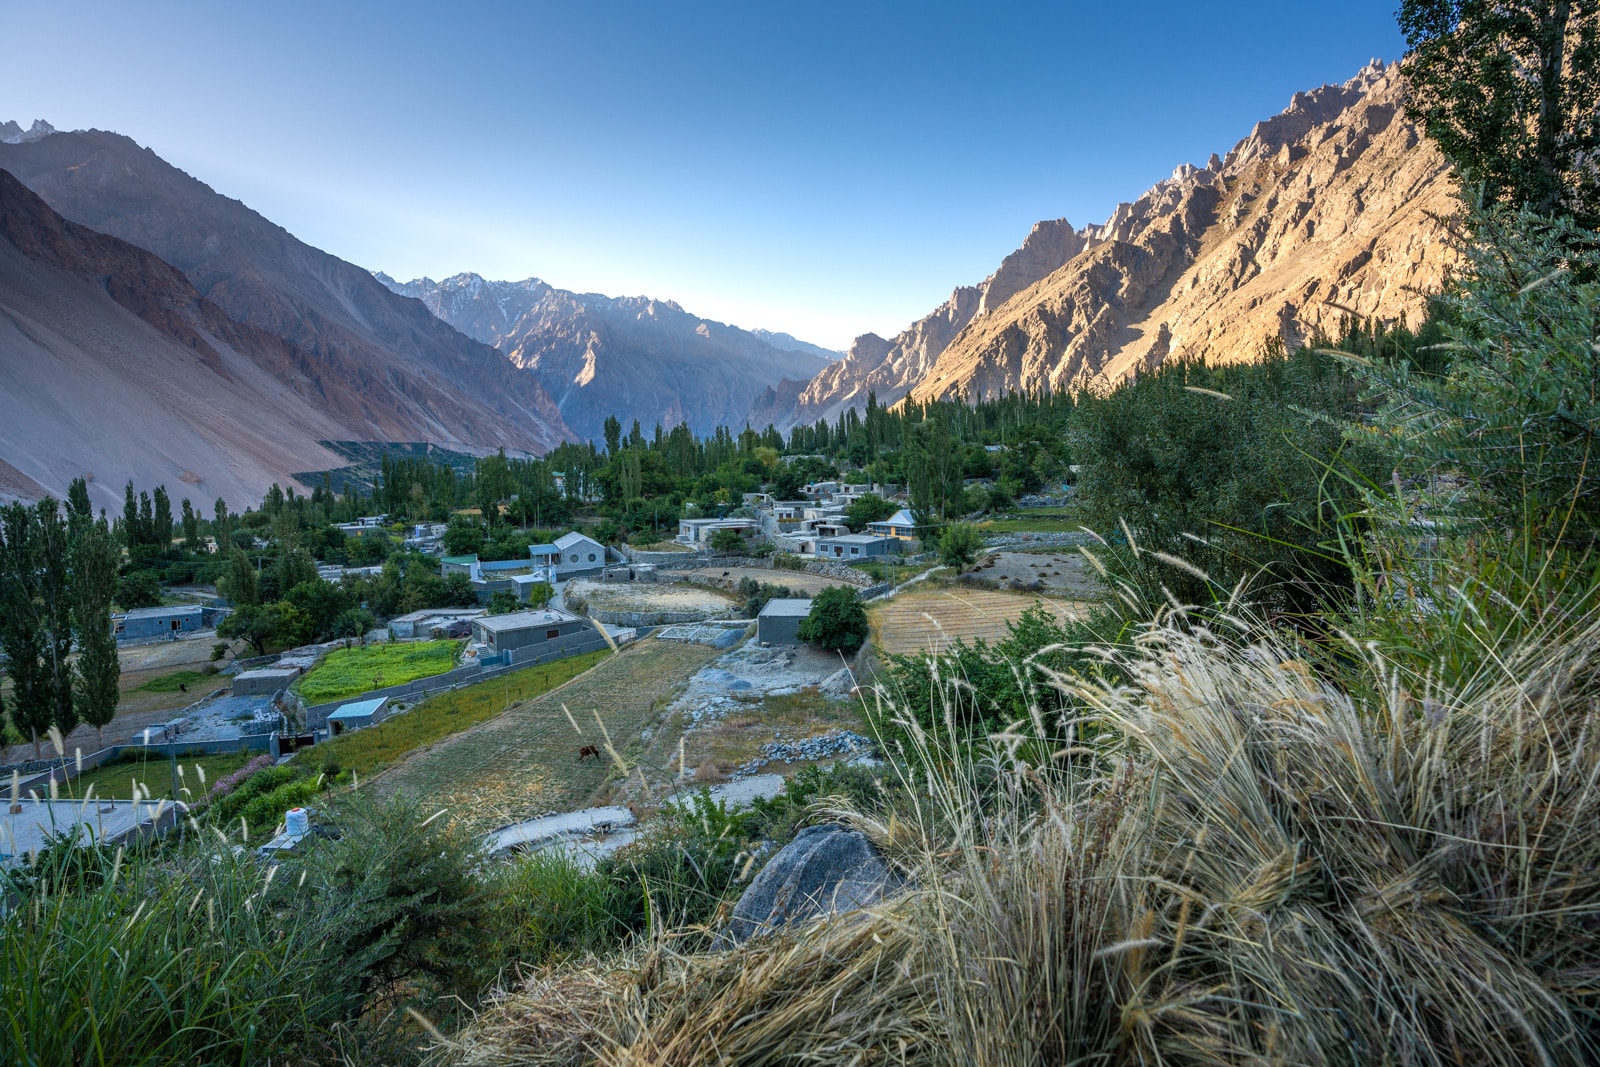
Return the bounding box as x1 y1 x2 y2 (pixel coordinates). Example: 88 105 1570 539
0 120 58 145
758 60 1455 428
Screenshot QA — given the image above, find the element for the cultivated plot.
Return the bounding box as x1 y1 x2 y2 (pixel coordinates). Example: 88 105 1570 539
371 638 719 834
868 587 1086 655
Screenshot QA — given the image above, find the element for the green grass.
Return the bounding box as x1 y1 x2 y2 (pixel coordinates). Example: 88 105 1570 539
294 640 462 704
978 514 1083 534
64 750 254 802
134 669 211 693
298 650 611 781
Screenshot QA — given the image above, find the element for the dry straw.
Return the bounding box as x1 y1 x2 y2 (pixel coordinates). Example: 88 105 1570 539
445 607 1600 1066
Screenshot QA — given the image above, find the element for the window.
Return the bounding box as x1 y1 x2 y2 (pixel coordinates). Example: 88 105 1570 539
587 553 596 562
569 554 578 563
851 547 860 556
546 628 560 640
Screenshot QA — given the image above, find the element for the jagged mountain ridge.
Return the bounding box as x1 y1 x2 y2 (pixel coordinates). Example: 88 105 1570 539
755 60 1454 427
0 168 354 510
378 271 831 439
0 128 573 459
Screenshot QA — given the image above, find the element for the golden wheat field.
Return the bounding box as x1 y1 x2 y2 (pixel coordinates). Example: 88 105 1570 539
867 586 1086 655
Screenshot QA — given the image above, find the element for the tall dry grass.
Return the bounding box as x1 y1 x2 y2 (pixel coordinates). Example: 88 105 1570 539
449 607 1600 1066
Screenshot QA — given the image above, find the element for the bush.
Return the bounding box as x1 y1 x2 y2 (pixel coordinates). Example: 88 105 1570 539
239 776 322 831
115 570 161 610
210 764 297 824
938 523 984 570
797 585 868 653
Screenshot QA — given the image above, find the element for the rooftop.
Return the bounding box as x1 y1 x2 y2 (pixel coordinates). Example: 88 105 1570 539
759 597 814 618
474 608 586 632
820 534 890 544
115 604 203 620
441 555 478 565
328 697 387 721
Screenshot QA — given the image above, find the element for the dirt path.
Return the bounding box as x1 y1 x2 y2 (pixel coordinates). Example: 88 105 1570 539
371 638 719 834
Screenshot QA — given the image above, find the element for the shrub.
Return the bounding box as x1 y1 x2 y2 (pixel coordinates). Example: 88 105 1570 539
210 763 297 824
797 585 868 653
937 523 984 570
239 776 321 831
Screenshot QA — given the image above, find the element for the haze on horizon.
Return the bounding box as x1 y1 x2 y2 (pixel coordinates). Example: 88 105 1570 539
2 1 1406 351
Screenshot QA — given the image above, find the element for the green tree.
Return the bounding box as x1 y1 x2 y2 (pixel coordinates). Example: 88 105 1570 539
1400 0 1600 222
331 607 377 644
33 501 77 741
0 503 53 755
151 486 174 550
179 498 201 550
121 481 140 548
797 586 869 653
218 604 279 656
845 493 895 531
275 548 319 594
1362 207 1600 544
938 523 985 571
115 570 161 610
709 527 747 554
486 590 520 615
71 518 121 748
603 415 623 457
217 549 259 607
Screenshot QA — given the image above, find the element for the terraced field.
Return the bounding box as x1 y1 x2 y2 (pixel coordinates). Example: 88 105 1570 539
868 586 1087 655
371 637 719 833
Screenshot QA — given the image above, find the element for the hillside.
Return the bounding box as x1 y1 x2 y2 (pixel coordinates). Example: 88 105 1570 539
379 272 831 440
755 60 1455 427
0 169 350 510
0 128 573 461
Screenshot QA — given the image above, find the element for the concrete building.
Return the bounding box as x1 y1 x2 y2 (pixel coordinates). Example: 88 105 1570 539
326 697 388 736
472 607 593 655
112 605 205 642
552 531 607 578
388 608 486 639
817 534 899 561
233 665 303 696
758 598 813 645
867 509 919 540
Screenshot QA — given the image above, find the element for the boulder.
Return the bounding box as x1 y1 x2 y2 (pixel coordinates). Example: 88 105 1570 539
722 824 898 945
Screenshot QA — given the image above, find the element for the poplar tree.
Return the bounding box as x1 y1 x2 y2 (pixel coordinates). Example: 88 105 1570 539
72 517 120 748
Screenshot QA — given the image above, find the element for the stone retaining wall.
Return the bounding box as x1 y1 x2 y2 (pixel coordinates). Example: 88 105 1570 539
982 532 1095 549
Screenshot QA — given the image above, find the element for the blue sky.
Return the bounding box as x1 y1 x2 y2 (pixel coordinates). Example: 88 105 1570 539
2 2 1407 349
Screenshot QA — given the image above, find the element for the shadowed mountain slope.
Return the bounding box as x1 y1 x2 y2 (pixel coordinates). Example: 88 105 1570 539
0 168 353 510
0 129 572 457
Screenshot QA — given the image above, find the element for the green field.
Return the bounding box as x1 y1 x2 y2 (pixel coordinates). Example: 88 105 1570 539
64 750 254 802
297 649 611 781
295 640 462 704
979 507 1083 534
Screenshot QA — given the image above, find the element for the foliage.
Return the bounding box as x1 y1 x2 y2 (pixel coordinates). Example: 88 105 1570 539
66 749 253 803
1071 342 1384 616
1400 0 1600 223
0 499 77 749
0 837 357 1066
487 590 521 615
276 793 496 1007
1360 207 1600 545
797 585 868 652
937 523 984 570
210 764 299 825
70 512 120 742
844 493 895 530
239 775 323 831
709 527 748 554
134 669 208 693
114 569 162 610
295 640 461 704
736 577 796 617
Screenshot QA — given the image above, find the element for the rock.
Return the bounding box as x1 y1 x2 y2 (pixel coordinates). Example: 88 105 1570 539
722 824 898 944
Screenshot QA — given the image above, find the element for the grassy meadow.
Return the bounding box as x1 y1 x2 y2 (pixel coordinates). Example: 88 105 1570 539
294 639 461 704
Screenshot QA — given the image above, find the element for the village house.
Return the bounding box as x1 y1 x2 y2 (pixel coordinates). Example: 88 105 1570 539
866 508 919 540
816 533 899 560
551 531 608 577
112 604 204 642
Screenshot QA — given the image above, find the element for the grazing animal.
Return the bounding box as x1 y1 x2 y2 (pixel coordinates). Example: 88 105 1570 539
578 744 600 762
722 571 729 577
179 683 188 693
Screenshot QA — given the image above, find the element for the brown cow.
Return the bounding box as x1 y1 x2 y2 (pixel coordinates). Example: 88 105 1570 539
578 744 600 762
